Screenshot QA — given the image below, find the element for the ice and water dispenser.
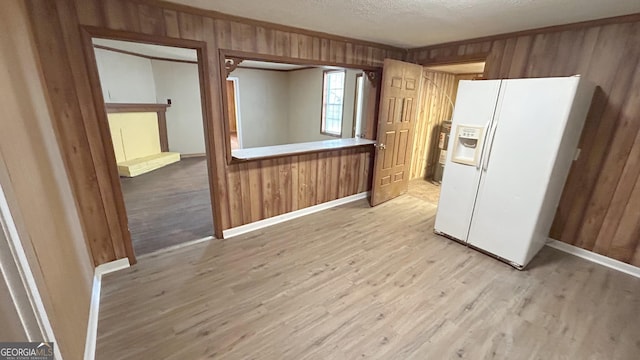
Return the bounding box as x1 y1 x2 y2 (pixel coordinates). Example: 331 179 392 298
451 125 484 166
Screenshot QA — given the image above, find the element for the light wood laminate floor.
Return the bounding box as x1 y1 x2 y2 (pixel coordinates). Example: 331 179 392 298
408 179 441 204
97 195 640 359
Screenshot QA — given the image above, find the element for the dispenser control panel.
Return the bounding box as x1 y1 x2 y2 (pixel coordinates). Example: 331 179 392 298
459 128 481 139
451 124 485 166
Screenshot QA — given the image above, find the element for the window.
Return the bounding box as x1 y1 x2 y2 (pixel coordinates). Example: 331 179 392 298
321 70 345 136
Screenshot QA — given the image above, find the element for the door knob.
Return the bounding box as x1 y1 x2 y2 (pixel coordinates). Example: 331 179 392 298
376 143 386 150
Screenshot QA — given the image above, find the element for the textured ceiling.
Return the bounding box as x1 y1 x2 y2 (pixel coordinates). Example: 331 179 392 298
168 0 640 48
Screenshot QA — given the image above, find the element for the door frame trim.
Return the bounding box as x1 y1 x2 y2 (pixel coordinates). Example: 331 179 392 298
0 182 60 358
226 77 243 149
79 26 225 264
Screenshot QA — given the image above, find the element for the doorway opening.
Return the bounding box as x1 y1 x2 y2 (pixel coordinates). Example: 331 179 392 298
407 61 486 208
89 37 217 257
226 77 242 149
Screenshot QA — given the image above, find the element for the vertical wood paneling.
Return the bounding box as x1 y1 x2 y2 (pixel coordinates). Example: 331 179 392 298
162 9 180 38
316 152 328 204
247 160 263 222
275 157 289 215
409 70 456 180
407 18 640 266
559 23 634 249
238 162 252 224
28 0 401 265
27 0 120 264
137 4 165 36
573 23 640 251
74 0 104 26
508 35 533 77
483 39 505 78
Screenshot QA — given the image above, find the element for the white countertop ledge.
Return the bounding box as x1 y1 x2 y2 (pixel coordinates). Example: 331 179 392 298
232 138 376 160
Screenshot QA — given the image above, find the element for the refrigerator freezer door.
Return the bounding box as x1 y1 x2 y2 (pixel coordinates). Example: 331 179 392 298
467 77 580 267
434 80 501 242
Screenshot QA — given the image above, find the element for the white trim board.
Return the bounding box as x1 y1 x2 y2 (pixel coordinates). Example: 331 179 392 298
0 182 62 359
84 258 130 360
223 192 369 238
546 239 640 279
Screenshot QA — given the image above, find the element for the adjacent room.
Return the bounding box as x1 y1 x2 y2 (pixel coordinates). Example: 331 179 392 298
225 60 372 152
92 38 215 256
3 1 640 360
407 61 486 205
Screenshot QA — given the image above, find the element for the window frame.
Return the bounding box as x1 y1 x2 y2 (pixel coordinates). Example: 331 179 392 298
320 69 346 138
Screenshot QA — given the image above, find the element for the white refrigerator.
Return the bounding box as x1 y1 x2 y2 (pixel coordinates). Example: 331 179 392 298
434 76 595 269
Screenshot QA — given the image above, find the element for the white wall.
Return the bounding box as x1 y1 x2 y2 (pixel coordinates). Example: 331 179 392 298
232 68 290 148
232 67 362 147
288 68 327 143
287 68 360 143
151 60 206 154
94 48 156 103
342 69 359 138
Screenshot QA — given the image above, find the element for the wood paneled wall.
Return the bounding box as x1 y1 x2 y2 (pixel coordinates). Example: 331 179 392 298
26 0 404 265
409 70 456 180
408 15 640 266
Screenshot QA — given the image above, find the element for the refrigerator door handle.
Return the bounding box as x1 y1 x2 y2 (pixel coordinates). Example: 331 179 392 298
477 119 493 170
483 121 499 172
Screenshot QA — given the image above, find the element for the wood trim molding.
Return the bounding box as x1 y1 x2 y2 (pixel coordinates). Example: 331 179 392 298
81 26 225 247
219 48 382 164
93 44 198 64
104 103 170 113
234 65 317 73
130 0 407 53
364 70 378 85
223 57 244 77
409 12 640 53
83 25 206 50
220 49 382 72
417 53 491 67
320 69 346 139
157 111 169 152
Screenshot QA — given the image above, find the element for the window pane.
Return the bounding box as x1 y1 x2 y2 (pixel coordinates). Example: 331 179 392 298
322 71 345 135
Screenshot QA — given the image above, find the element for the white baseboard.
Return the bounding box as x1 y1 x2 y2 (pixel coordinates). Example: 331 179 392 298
84 258 130 360
546 239 640 279
223 192 369 239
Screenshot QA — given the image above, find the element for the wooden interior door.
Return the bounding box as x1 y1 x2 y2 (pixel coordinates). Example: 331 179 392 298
370 59 423 206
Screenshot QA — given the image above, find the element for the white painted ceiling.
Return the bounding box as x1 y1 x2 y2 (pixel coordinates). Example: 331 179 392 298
238 60 308 71
93 38 197 61
168 0 640 48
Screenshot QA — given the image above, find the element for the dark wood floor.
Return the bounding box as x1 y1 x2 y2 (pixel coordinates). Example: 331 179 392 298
120 157 214 256
97 195 640 359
